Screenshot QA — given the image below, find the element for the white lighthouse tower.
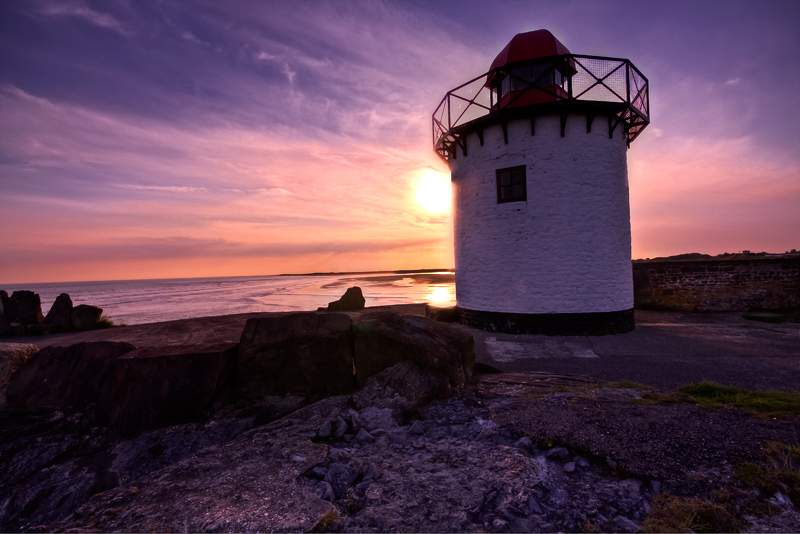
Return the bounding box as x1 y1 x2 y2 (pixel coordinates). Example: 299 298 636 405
432 30 650 335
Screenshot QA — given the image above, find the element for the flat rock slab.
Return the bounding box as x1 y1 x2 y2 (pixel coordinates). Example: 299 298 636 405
100 343 238 434
7 341 135 413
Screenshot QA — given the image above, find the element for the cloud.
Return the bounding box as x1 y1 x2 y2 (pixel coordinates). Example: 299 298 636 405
35 1 133 36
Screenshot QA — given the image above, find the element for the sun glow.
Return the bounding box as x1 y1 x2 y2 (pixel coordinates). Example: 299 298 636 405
416 170 451 213
425 285 455 304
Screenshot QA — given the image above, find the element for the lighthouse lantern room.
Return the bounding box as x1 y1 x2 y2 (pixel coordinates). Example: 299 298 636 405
432 30 650 335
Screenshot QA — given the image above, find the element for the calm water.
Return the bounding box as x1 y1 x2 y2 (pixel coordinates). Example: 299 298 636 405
1 272 456 326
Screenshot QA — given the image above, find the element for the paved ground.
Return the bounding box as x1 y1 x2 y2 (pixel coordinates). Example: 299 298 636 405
11 306 799 393
465 310 800 392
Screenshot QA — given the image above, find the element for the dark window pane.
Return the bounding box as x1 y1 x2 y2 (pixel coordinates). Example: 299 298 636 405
512 170 524 184
513 184 524 198
501 186 511 199
500 172 511 186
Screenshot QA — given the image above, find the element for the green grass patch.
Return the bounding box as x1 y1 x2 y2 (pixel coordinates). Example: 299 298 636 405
641 493 740 533
604 380 656 390
95 314 126 329
735 441 800 506
630 391 694 406
677 381 800 418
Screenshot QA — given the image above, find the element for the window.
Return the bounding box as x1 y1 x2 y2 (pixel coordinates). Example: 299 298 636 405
496 166 527 203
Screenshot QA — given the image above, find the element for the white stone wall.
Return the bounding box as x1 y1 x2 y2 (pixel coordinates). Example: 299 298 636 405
450 113 633 314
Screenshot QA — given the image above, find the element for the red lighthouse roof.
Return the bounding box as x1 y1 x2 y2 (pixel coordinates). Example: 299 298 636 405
489 29 571 71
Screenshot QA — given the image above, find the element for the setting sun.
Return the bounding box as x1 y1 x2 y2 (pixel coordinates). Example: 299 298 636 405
416 170 451 213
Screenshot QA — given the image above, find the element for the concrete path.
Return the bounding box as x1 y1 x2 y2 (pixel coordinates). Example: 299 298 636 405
467 310 800 392
9 306 798 392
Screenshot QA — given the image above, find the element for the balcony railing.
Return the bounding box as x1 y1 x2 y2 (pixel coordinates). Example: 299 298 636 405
432 54 649 162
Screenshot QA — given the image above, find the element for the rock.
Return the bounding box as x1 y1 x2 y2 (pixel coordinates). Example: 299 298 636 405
237 312 355 401
97 343 238 435
365 484 383 505
409 420 426 435
353 360 452 416
316 480 336 502
651 480 661 493
327 286 366 311
5 290 43 325
426 305 460 323
70 304 103 331
6 341 135 413
0 343 38 409
358 406 397 431
318 420 332 438
334 416 348 438
43 293 73 330
620 479 643 493
370 427 386 437
310 466 327 479
614 515 640 533
492 518 509 532
353 311 475 388
514 436 534 451
528 496 544 514
574 456 590 469
563 461 576 473
362 464 378 481
545 446 570 460
324 463 360 499
356 428 375 442
0 291 7 327
607 458 619 469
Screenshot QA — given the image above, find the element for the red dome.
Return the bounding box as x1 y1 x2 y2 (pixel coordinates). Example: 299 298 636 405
489 30 571 71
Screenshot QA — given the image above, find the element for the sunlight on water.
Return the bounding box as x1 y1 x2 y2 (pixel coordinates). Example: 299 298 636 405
2 271 456 325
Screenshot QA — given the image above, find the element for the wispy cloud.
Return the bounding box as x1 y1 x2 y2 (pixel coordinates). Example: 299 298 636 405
34 0 133 36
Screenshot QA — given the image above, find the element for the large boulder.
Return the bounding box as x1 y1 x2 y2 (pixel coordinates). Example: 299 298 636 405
0 290 7 327
70 304 102 331
353 360 452 415
0 343 38 409
6 341 135 413
327 286 366 311
43 293 73 330
4 290 43 325
237 312 355 402
353 311 475 388
99 343 238 435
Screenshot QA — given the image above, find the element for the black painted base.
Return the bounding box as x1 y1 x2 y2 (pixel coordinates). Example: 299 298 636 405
458 307 635 336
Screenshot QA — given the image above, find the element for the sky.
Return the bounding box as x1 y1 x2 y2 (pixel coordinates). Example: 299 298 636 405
1 0 798 284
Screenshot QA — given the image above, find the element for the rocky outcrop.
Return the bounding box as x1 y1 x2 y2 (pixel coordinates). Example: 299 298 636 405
237 312 355 402
0 291 8 327
99 343 239 435
352 360 452 415
6 341 135 414
43 293 73 330
327 286 366 311
4 290 43 325
353 311 475 388
70 304 103 331
0 343 38 409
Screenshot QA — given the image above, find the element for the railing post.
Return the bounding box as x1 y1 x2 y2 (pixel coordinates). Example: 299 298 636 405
447 93 451 131
567 56 573 100
625 61 630 104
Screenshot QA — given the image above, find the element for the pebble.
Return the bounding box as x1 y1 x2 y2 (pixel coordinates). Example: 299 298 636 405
409 421 426 435
513 436 533 450
573 456 590 469
334 416 348 438
651 480 661 493
563 462 576 474
614 515 640 533
362 464 378 481
310 466 327 479
545 447 570 460
492 518 509 532
318 420 332 438
527 496 543 514
316 481 335 502
356 428 375 442
607 458 618 469
371 427 387 437
365 485 383 506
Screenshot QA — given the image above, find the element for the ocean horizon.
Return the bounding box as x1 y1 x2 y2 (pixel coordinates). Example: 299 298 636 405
1 270 456 327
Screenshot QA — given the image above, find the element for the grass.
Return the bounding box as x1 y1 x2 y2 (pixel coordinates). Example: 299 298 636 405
677 381 800 418
735 440 800 506
95 314 126 329
640 493 740 533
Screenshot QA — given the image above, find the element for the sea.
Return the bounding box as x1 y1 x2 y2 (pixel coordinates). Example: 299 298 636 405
1 271 456 326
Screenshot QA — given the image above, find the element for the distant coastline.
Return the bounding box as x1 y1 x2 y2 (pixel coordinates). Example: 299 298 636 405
279 268 454 277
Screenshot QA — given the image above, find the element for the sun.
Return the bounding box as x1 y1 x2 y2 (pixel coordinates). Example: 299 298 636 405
416 170 451 213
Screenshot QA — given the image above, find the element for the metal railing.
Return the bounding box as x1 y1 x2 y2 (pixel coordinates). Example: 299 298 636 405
432 54 649 161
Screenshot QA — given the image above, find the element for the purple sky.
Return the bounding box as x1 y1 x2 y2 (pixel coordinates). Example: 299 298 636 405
1 0 798 283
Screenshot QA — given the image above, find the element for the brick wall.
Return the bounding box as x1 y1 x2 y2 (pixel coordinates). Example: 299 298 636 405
632 258 800 312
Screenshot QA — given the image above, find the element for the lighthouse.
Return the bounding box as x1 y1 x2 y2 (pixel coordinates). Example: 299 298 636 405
432 30 650 335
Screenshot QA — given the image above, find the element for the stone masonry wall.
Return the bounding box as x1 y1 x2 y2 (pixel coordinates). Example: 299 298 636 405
632 258 800 312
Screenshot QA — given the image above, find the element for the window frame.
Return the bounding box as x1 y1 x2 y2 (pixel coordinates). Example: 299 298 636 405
496 165 527 204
